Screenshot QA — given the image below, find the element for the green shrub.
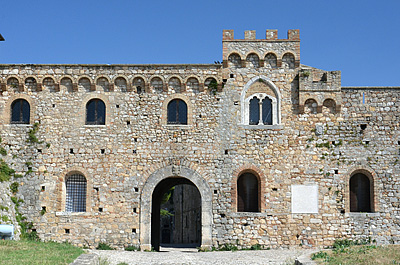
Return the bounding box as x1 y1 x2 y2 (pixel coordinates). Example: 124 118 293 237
0 205 9 211
125 245 140 251
0 159 15 182
27 123 40 143
10 182 19 194
97 243 114 250
0 147 7 156
311 251 329 260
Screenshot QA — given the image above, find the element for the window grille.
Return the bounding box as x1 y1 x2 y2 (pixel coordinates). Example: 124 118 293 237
66 174 87 212
167 99 187 125
11 99 30 124
86 99 105 125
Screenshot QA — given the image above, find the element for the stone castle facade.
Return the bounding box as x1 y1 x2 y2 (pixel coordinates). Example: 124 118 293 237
0 29 399 250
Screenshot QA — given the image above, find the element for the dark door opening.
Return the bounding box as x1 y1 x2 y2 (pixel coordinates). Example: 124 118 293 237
151 177 201 251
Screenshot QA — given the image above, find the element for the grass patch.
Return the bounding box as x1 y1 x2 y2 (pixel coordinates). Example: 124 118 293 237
312 244 400 264
0 240 84 265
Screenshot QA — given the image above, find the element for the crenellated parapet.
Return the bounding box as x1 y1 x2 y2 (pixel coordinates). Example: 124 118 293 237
298 68 342 114
222 29 300 69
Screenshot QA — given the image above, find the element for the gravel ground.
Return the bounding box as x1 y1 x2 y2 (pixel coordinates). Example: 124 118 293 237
90 246 318 265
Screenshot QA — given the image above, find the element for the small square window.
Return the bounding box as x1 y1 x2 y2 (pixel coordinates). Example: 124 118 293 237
99 208 103 212
134 138 138 142
41 186 45 191
334 170 339 174
65 229 70 234
134 187 139 192
230 74 234 78
70 149 74 154
133 208 137 213
133 150 136 154
214 190 217 194
52 104 55 108
132 228 136 233
116 105 120 108
37 149 42 153
225 150 229 155
127 121 130 125
101 149 105 154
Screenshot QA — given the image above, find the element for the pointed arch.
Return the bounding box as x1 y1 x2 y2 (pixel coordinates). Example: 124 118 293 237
240 76 281 127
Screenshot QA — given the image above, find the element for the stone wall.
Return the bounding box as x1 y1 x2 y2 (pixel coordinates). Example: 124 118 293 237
0 29 399 249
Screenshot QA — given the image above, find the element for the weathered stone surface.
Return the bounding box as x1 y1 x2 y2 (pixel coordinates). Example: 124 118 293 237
0 29 399 250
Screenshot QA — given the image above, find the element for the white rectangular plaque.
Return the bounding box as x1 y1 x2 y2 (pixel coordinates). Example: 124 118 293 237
291 185 318 214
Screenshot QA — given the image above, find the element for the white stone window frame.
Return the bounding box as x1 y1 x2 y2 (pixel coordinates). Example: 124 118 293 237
240 76 282 129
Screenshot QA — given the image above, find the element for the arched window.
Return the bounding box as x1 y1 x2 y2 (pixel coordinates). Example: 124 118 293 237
237 173 259 212
86 99 105 125
7 77 20 92
25 77 37 91
350 173 372 212
186 77 199 93
167 99 187 125
248 95 273 125
11 99 30 124
150 77 164 93
65 174 87 212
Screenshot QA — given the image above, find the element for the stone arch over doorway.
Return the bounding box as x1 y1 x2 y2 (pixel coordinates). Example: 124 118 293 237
140 165 212 250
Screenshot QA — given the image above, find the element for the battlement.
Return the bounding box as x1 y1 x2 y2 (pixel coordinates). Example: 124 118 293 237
222 29 300 68
222 29 300 41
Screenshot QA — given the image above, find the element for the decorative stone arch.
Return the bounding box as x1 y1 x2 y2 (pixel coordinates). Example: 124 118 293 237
166 75 184 93
2 94 35 125
56 166 92 212
139 165 213 250
231 164 266 212
304 98 318 114
240 75 281 126
59 76 75 93
263 52 278 69
80 94 112 126
41 75 59 92
149 75 165 93
227 52 243 68
344 166 378 213
203 76 219 92
6 76 23 92
185 75 201 93
78 76 94 92
161 93 193 126
131 75 147 93
95 75 111 92
245 52 261 68
282 52 296 69
322 98 337 114
113 75 130 92
24 76 39 92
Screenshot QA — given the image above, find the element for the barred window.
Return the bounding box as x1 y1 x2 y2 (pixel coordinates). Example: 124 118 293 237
167 99 187 125
66 174 87 212
86 99 105 125
11 99 30 124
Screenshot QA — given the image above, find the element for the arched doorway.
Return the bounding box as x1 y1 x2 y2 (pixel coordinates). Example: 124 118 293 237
140 165 212 251
152 177 201 250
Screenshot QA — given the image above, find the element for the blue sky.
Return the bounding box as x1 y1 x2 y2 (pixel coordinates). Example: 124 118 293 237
1 0 399 86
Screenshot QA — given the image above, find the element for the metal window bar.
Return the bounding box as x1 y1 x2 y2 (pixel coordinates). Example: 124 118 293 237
66 174 87 212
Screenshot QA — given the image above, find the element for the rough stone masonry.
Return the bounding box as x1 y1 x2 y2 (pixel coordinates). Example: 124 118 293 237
0 29 399 250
